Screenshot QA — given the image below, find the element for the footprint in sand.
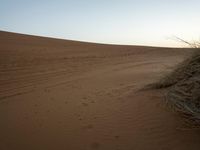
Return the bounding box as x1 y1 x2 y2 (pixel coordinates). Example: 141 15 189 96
114 135 120 139
82 102 88 107
44 88 49 93
83 124 94 130
90 100 95 103
83 96 88 100
34 104 38 107
91 142 101 149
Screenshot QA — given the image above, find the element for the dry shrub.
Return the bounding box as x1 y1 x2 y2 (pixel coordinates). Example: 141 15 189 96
151 49 200 126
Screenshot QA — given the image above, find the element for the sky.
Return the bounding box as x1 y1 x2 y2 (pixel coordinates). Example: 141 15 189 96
1 0 200 47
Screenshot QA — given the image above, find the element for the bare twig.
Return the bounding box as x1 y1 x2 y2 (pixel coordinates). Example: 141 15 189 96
172 36 200 48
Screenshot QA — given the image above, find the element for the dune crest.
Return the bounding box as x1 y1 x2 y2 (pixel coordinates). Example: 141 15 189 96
0 31 199 150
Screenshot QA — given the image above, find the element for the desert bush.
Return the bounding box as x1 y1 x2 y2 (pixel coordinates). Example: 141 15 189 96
151 48 200 126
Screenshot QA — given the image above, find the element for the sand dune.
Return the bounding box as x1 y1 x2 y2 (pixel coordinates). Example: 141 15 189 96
0 31 199 150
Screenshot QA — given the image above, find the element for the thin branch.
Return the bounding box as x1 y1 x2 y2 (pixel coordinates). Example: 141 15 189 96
172 36 200 48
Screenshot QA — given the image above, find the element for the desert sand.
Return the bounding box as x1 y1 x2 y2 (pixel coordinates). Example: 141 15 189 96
0 31 200 150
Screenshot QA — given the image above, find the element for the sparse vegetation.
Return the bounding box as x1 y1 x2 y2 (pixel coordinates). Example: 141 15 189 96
151 47 200 126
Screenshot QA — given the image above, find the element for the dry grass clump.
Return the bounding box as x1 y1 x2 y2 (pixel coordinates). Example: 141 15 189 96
152 49 200 88
152 49 200 125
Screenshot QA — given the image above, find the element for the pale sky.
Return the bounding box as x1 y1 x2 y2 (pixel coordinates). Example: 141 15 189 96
1 0 200 47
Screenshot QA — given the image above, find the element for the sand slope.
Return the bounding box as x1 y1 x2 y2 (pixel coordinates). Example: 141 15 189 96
0 31 199 150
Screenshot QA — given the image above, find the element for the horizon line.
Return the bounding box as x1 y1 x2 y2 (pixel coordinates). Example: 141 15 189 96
0 29 189 49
